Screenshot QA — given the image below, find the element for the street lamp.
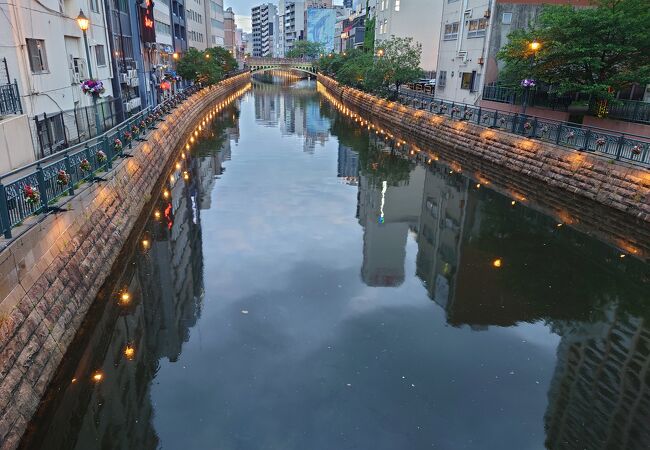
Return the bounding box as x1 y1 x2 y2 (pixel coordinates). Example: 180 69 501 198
76 9 102 135
521 39 542 117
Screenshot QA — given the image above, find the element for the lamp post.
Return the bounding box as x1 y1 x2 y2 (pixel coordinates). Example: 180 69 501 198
77 10 102 135
521 39 541 117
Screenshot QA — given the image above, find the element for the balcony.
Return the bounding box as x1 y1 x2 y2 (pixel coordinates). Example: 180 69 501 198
590 99 650 124
482 84 571 111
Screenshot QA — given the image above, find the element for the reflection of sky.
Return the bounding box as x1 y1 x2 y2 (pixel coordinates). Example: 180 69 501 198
150 89 560 450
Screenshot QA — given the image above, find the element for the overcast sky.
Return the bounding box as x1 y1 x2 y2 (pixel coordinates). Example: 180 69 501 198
226 0 344 33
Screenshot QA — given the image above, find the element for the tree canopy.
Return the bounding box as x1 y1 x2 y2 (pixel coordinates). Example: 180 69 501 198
318 36 423 98
177 47 238 85
497 0 650 100
285 41 324 59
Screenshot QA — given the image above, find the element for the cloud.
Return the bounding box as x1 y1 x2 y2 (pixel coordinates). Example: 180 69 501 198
235 15 252 33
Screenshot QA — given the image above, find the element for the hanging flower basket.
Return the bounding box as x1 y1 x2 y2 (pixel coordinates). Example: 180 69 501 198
80 79 105 97
97 150 107 163
124 131 132 143
464 110 473 119
541 125 549 135
139 120 147 131
498 117 506 126
451 106 460 115
56 169 70 186
24 185 40 205
440 104 448 112
482 114 490 122
631 145 643 156
595 137 607 147
131 124 139 134
566 131 575 141
114 138 123 151
80 159 92 172
523 122 532 131
521 78 536 88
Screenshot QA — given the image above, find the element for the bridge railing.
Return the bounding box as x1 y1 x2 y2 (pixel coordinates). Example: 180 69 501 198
397 90 650 168
0 85 201 240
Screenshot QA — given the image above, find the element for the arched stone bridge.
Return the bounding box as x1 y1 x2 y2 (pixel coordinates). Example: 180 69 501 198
245 58 317 76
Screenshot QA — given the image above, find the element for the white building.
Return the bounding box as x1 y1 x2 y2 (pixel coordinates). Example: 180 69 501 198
187 0 207 50
251 3 278 57
283 1 306 55
435 0 493 104
0 0 115 165
206 0 225 47
374 0 443 74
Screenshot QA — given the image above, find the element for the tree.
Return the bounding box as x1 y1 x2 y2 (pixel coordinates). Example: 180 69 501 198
176 47 238 85
369 36 423 96
497 0 650 101
286 41 324 59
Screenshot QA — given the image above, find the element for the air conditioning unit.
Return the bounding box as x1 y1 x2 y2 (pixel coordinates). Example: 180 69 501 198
128 69 138 79
464 9 472 16
457 51 468 61
119 73 128 83
484 9 491 18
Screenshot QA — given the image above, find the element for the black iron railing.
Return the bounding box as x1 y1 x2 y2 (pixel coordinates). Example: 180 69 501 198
590 99 650 124
482 84 572 111
398 90 650 167
0 81 22 116
0 85 201 239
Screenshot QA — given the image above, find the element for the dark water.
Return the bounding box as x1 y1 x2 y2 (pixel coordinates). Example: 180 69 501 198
21 80 650 450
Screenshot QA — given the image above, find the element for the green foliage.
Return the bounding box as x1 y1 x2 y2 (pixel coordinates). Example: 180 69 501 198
176 47 237 85
286 41 325 58
363 17 375 53
497 0 650 100
318 36 422 98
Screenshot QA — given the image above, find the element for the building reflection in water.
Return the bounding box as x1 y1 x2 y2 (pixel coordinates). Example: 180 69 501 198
348 125 650 449
20 105 242 450
253 80 330 153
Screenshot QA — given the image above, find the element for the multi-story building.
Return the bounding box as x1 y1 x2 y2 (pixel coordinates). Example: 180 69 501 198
435 0 493 104
186 0 207 50
283 2 306 56
224 7 237 55
205 0 225 47
340 5 366 51
171 0 189 54
251 3 278 57
0 0 116 163
306 8 337 53
374 0 442 74
243 32 254 56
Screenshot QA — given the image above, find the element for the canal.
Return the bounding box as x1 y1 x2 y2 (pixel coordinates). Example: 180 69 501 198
20 79 650 450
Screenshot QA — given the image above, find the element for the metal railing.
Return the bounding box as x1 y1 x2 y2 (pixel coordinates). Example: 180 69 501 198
397 90 650 167
0 85 201 239
482 84 572 111
590 99 650 125
0 81 22 116
32 98 122 158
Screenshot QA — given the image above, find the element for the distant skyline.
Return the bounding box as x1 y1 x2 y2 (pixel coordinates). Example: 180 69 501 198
226 0 345 33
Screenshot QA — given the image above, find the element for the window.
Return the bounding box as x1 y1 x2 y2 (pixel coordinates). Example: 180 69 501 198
94 44 106 66
438 71 447 88
467 18 488 38
380 0 386 10
471 72 481 93
394 0 400 11
26 39 48 73
502 12 512 25
460 72 474 90
443 22 459 40
90 0 100 13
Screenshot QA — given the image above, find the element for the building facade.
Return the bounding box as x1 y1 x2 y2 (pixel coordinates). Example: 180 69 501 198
206 0 225 47
283 2 306 56
224 7 237 55
374 0 442 74
251 3 278 57
186 0 207 50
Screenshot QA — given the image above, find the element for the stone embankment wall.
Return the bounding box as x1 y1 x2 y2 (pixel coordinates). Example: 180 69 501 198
0 72 251 449
318 75 650 223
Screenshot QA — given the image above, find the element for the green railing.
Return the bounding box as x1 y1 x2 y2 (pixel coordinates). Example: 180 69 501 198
0 85 201 239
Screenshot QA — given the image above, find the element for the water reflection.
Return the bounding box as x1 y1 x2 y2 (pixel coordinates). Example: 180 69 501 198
21 81 650 450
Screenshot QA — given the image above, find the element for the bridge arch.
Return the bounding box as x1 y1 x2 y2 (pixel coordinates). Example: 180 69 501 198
245 57 318 77
249 66 317 77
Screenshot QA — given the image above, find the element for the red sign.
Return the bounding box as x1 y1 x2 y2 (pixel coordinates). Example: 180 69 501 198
141 0 156 43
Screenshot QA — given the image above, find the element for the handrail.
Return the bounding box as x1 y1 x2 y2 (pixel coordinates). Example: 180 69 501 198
396 89 650 168
0 84 202 239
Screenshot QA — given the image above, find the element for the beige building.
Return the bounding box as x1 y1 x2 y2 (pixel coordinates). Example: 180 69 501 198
373 0 443 74
206 0 225 47
187 0 207 50
224 7 236 55
435 0 493 104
